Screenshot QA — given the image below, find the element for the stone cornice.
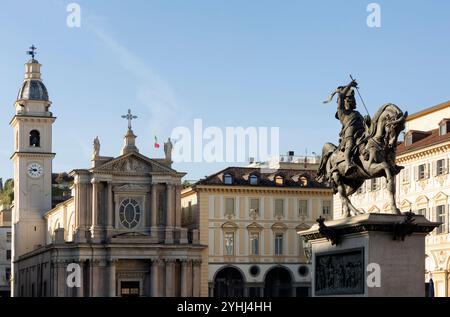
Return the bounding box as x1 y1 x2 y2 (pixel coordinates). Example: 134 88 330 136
397 142 450 164
190 185 332 196
10 151 56 160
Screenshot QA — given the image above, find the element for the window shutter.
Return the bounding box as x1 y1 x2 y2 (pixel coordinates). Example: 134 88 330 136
427 163 431 178
414 166 418 181
432 161 437 177
447 158 449 174
400 169 404 183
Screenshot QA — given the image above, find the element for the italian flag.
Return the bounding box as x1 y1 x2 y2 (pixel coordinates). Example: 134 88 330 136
154 136 160 149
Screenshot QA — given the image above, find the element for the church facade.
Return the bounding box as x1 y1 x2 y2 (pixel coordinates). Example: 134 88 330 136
11 54 207 297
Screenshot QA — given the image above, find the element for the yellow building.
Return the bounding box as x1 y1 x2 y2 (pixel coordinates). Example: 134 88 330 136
182 157 333 297
333 100 450 297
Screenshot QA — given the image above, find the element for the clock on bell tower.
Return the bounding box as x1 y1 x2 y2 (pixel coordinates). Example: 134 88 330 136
10 46 56 268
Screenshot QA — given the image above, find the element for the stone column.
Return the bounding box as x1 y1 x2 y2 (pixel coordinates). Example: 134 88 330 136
106 182 113 235
193 260 201 297
74 179 88 243
181 260 193 297
165 184 174 243
151 259 161 297
151 185 158 239
91 180 101 242
165 259 176 297
175 184 182 228
108 260 116 297
57 261 66 297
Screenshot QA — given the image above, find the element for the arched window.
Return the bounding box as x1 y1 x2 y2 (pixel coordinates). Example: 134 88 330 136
29 130 40 147
119 198 141 229
249 174 258 185
275 175 284 186
224 174 233 185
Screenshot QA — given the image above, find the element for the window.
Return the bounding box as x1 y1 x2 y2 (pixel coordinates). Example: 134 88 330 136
224 232 234 255
322 201 332 216
370 179 380 191
275 176 284 186
357 183 365 194
405 133 413 146
119 198 141 229
437 159 446 176
299 176 308 187
6 232 11 243
418 208 427 218
29 130 40 147
298 199 308 217
250 233 259 255
440 123 447 136
436 205 447 235
225 198 235 217
418 164 427 180
224 174 233 185
6 250 11 260
249 198 259 217
249 174 258 185
401 168 410 183
5 268 11 282
274 199 284 218
275 234 283 255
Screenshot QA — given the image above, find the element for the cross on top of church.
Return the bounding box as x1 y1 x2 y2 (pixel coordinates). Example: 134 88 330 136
121 109 138 130
27 45 37 60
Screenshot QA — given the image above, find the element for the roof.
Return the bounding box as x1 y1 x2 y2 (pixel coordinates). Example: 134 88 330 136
406 100 450 122
193 166 330 189
397 128 450 155
17 79 49 101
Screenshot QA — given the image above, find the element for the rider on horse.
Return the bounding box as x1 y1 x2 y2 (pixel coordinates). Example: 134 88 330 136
322 79 367 176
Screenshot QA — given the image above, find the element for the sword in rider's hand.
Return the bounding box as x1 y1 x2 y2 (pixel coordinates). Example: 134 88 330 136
349 74 370 118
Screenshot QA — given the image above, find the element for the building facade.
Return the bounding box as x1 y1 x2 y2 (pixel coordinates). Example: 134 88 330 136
0 205 11 297
333 101 450 297
11 55 207 297
182 159 333 297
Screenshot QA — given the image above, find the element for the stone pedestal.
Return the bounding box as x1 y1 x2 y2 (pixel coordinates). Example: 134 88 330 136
299 213 440 297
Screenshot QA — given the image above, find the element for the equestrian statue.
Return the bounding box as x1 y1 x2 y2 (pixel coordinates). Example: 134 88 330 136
317 79 408 217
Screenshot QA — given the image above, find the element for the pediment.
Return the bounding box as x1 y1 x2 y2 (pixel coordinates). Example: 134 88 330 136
222 221 238 230
296 223 311 231
247 222 263 231
433 192 448 202
114 184 149 192
368 205 380 213
95 152 175 175
416 195 429 205
399 200 412 210
272 222 288 231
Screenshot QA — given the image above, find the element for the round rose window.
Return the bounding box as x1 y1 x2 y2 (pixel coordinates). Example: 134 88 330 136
119 198 141 229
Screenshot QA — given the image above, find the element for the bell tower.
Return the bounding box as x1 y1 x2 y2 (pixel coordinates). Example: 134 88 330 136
10 46 55 295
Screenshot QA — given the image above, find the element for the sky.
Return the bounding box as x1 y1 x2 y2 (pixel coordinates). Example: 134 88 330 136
0 0 449 182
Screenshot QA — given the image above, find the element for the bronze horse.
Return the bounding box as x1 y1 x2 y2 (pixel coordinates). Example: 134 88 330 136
318 103 408 217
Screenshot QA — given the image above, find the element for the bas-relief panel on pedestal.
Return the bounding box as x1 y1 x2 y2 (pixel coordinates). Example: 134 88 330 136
315 248 364 296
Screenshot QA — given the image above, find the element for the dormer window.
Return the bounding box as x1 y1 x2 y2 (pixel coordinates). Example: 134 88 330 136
224 173 233 185
275 175 284 186
440 123 447 136
299 176 308 187
249 174 258 185
405 133 413 146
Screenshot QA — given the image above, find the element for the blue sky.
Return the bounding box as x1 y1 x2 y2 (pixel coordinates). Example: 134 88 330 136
0 0 449 181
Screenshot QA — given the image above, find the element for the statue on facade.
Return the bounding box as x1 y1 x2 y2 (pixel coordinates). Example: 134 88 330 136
93 136 100 158
317 79 408 217
164 137 173 162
